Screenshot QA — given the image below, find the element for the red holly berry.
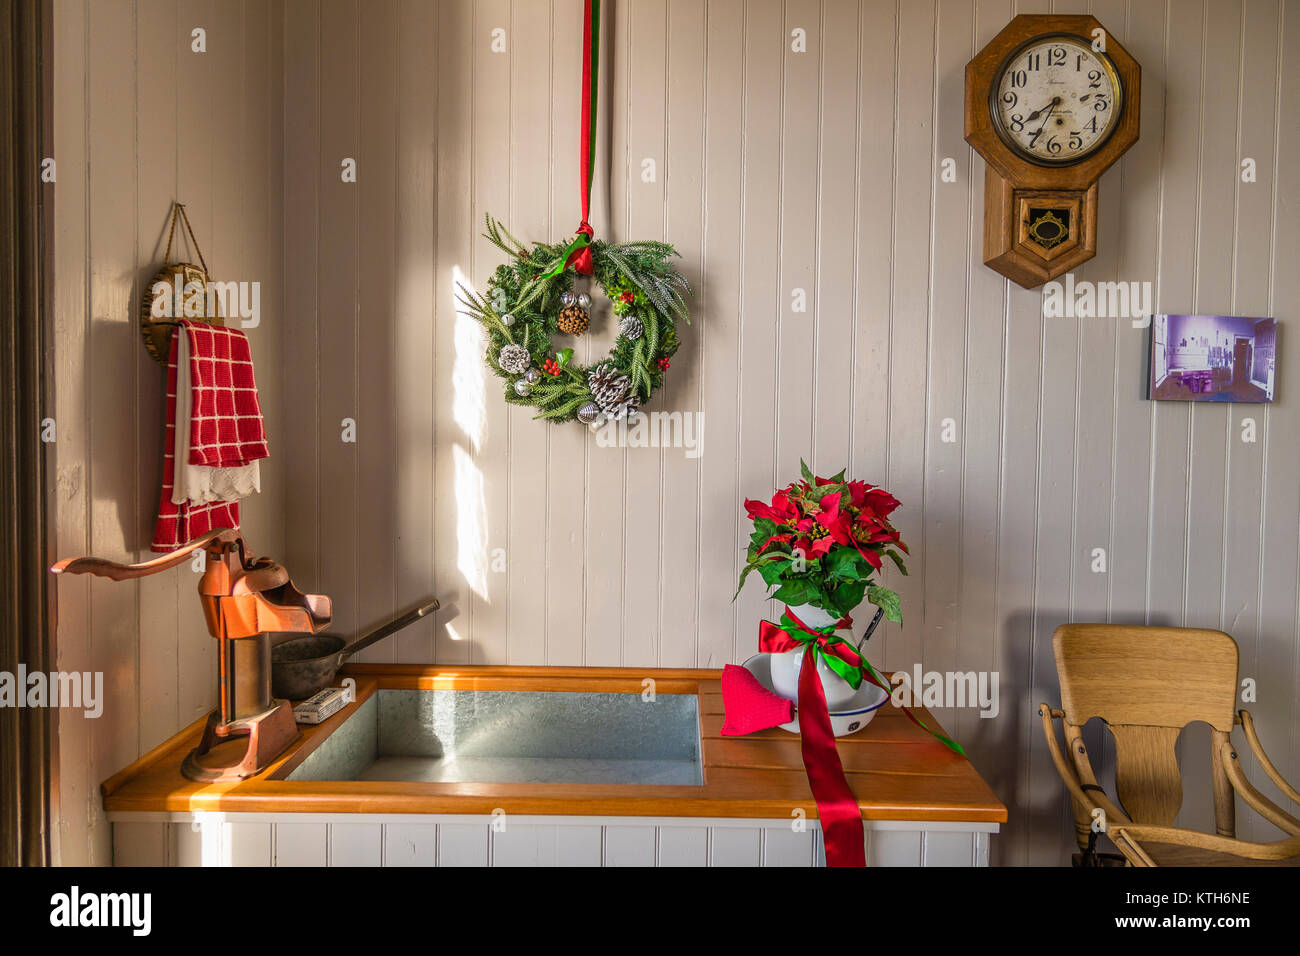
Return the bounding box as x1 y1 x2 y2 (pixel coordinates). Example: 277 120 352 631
619 291 635 304
542 359 561 377
656 357 671 371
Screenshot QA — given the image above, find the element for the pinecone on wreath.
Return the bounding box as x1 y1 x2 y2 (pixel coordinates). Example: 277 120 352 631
619 315 643 340
498 343 531 375
558 304 589 335
605 392 641 421
588 362 630 410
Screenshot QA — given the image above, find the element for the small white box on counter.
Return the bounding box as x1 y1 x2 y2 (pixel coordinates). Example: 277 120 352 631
293 687 349 724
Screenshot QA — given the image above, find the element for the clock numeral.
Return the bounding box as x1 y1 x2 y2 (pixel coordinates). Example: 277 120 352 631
1002 91 1018 108
1049 46 1066 66
1068 132 1083 150
1087 69 1102 89
1010 69 1028 88
1027 128 1043 149
1025 53 1040 71
1085 115 1099 133
1009 113 1025 132
1046 134 1062 155
1075 53 1083 71
1094 96 1109 112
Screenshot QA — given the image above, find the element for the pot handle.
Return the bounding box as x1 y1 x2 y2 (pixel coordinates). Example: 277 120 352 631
336 599 440 666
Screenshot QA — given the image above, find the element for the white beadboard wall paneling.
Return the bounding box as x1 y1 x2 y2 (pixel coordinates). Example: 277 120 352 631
52 0 286 866
271 0 1298 866
55 0 1300 868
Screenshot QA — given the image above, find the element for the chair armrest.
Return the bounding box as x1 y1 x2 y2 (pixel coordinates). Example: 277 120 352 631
1219 734 1300 837
1240 710 1300 807
1038 703 1129 829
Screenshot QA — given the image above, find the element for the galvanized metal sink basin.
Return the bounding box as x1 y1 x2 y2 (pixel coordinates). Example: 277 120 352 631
287 689 703 786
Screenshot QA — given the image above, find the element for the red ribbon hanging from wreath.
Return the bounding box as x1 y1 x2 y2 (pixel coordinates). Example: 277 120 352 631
553 0 600 278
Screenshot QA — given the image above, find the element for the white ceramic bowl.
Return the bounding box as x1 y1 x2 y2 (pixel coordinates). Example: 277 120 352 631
741 653 889 737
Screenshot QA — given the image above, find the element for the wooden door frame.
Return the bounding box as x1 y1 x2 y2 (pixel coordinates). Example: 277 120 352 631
0 0 53 867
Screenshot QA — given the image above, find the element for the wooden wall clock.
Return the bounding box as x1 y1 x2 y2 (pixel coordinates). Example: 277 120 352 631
965 15 1140 289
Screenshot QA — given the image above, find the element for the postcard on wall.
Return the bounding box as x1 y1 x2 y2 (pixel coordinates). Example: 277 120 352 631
1149 314 1278 403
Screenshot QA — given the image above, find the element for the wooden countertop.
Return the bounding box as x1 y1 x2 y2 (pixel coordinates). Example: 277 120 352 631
102 665 1007 824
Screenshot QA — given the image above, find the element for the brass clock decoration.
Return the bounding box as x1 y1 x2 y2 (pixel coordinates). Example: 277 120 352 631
966 15 1140 288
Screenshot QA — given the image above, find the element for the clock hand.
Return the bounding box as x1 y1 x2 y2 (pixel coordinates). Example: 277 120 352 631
1028 96 1060 147
1024 95 1062 123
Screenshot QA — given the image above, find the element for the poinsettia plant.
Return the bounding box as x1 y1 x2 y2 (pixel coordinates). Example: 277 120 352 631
736 461 908 622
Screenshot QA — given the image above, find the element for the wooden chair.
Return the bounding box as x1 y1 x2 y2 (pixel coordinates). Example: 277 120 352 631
1039 623 1300 867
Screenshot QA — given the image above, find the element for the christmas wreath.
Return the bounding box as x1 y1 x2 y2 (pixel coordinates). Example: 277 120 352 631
457 216 691 426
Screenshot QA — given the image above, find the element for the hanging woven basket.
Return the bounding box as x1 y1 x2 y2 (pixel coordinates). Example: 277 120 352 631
139 203 225 365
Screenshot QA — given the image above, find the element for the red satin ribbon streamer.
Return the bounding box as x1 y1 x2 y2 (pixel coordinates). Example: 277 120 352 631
761 608 865 867
796 642 867 868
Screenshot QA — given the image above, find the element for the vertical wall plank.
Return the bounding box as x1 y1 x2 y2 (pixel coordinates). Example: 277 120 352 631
543 0 587 667
282 0 323 591
709 826 761 866
329 822 383 866
471 0 512 665
432 0 474 664
52 0 93 866
317 0 362 645
733 0 784 663
86 0 141 851
134 0 180 756
384 822 438 866
1250 0 1299 837
392 0 438 664
354 0 400 662
761 826 816 866
505 0 553 668
603 825 656 866
693 0 745 668
619 0 668 669
274 823 329 866
922 0 974 739
655 0 706 667
656 825 707 866
437 823 489 866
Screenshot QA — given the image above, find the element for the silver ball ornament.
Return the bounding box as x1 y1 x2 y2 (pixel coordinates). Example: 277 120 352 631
577 292 592 309
501 313 515 326
513 379 532 397
560 291 577 308
524 367 542 385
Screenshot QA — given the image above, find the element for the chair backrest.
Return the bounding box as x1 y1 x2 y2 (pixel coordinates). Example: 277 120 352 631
1053 624 1239 827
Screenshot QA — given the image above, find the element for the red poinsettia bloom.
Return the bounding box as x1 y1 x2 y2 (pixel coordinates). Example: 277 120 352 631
744 490 798 525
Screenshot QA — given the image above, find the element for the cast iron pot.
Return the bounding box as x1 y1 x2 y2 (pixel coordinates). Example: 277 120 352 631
271 599 439 701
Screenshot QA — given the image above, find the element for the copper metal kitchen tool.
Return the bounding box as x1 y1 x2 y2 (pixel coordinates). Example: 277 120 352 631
271 599 439 701
51 529 332 782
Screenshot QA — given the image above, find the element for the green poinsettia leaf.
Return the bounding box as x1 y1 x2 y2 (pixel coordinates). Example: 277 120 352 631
883 548 909 576
758 559 793 587
832 579 867 614
825 547 861 581
800 459 816 485
772 578 816 606
867 584 902 623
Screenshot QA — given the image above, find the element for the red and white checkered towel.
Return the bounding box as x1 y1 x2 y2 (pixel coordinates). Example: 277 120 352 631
183 321 269 467
151 321 268 552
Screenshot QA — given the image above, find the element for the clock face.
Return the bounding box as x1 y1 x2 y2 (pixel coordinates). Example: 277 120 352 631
991 34 1123 165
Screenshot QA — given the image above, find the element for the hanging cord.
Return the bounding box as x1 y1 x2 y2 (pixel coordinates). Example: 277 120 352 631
163 201 209 275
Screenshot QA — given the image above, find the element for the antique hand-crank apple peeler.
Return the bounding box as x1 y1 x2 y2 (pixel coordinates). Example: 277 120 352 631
51 528 333 782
